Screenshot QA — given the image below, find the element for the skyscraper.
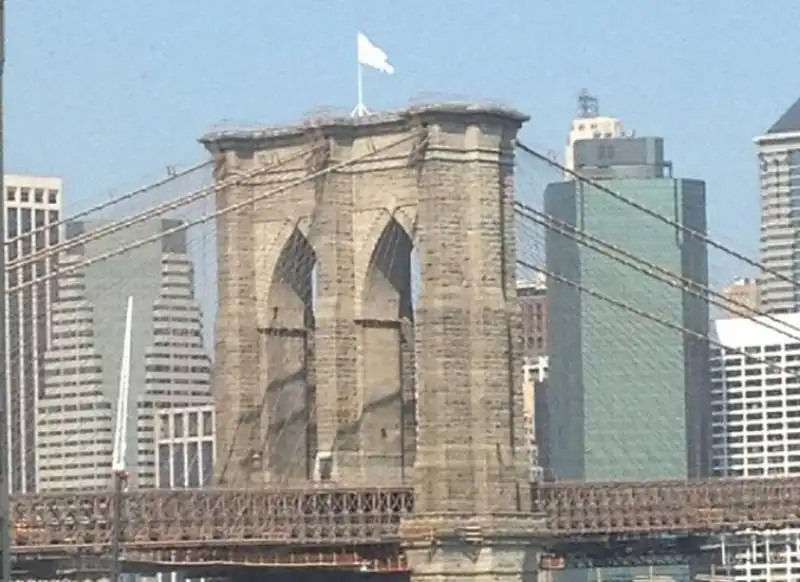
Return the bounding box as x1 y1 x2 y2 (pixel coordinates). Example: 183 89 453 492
36 218 213 492
4 174 62 493
518 274 547 359
156 404 215 489
517 277 548 483
711 313 800 581
544 136 710 582
755 98 800 314
155 404 215 582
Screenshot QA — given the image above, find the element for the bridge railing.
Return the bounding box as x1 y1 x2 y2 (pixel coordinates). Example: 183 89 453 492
11 486 414 551
11 476 800 552
533 476 800 537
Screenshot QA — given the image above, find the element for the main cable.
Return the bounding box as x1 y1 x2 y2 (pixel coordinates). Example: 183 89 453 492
517 256 795 382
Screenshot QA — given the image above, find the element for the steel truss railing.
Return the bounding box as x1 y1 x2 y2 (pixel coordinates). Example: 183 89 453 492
7 476 800 559
11 487 413 552
534 476 800 536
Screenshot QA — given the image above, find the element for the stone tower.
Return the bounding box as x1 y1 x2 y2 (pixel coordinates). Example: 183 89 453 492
201 103 541 579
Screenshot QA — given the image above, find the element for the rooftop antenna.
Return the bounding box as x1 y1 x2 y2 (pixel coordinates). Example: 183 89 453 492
110 296 134 582
578 89 599 119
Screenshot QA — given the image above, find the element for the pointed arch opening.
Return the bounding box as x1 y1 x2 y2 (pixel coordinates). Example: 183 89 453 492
356 216 416 481
260 228 316 483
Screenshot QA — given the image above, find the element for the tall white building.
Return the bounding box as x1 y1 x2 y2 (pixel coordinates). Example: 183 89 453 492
155 405 215 582
754 98 800 315
36 218 213 492
4 174 63 493
564 90 625 176
522 356 547 483
711 313 800 581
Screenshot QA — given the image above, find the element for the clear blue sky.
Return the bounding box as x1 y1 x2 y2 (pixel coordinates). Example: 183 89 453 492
6 0 800 284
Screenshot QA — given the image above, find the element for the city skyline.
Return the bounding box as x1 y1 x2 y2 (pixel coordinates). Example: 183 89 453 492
3 3 800 582
36 217 213 492
5 1 797 291
1 98 799 582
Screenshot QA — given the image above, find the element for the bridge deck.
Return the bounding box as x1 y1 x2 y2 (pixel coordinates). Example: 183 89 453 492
9 476 800 557
536 476 800 536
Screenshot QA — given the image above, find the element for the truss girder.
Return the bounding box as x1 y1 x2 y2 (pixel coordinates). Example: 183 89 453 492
11 487 414 551
534 476 800 536
8 476 800 558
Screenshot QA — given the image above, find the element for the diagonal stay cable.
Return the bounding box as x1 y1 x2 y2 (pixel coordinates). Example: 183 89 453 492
6 147 319 272
517 255 792 378
514 201 800 344
7 131 424 296
4 160 213 247
515 139 799 292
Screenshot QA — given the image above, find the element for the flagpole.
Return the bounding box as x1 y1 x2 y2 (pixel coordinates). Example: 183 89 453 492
351 32 368 117
356 61 364 115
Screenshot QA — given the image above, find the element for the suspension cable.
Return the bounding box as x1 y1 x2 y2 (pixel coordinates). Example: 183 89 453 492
515 139 796 291
5 160 212 247
7 131 424 296
6 148 319 272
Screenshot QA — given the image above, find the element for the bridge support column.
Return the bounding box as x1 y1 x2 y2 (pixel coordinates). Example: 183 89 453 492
201 136 319 486
398 105 545 582
312 149 360 483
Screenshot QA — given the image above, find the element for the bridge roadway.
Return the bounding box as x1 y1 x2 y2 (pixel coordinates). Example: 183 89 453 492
6 475 800 574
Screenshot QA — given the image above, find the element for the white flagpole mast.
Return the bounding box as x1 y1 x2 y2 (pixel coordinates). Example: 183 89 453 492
352 36 368 117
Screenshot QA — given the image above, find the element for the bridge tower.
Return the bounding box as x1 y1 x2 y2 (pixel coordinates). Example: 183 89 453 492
202 103 543 580
396 105 543 582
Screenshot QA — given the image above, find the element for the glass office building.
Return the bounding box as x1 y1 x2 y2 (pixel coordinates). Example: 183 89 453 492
543 137 711 582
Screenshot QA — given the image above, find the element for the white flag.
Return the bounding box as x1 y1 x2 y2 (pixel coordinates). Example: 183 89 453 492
357 32 395 75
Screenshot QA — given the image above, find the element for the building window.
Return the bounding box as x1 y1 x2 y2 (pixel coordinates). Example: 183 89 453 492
159 414 169 439
19 188 29 203
188 411 198 437
187 442 200 487
202 410 213 436
47 189 58 205
174 414 184 438
6 188 14 201
34 189 44 203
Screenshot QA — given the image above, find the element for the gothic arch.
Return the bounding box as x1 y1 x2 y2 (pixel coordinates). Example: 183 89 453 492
266 227 315 329
361 216 413 321
259 226 316 483
354 215 416 481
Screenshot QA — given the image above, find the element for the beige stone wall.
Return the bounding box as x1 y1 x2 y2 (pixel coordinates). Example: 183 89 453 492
202 106 533 509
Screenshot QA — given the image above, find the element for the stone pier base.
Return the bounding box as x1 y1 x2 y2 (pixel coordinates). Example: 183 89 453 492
402 516 544 582
407 542 539 582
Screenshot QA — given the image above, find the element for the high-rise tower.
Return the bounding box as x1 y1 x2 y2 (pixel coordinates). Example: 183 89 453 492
545 135 710 582
36 218 213 491
4 174 62 493
755 98 800 314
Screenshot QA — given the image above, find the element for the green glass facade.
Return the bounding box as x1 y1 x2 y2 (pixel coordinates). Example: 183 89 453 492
542 177 711 582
